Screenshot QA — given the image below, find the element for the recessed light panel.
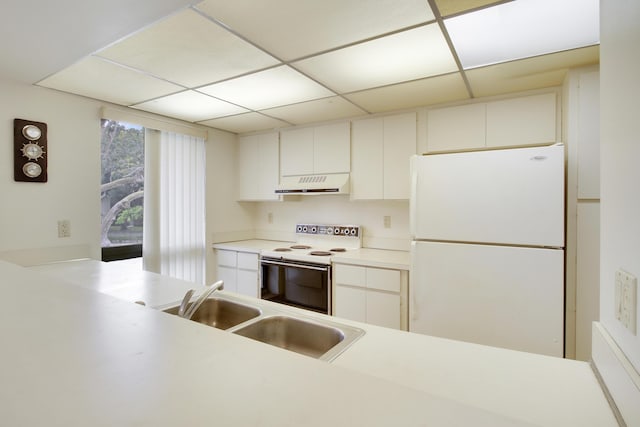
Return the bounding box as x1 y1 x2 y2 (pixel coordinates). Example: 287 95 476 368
196 0 434 60
198 66 335 110
199 112 290 134
132 90 248 122
294 24 458 94
262 96 367 125
446 0 599 69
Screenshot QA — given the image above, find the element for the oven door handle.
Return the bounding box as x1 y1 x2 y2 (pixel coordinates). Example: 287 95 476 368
260 258 330 272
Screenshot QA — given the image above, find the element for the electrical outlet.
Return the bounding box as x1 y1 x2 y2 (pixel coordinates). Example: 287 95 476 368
383 215 391 228
615 269 637 335
267 212 273 224
57 220 71 238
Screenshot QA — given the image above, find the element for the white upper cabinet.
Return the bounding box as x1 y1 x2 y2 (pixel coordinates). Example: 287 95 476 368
427 103 486 152
280 122 350 176
426 93 557 152
486 93 557 148
351 112 416 200
237 131 280 201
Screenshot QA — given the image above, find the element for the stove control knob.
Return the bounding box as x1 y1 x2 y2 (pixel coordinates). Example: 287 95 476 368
297 225 303 232
349 228 356 235
311 226 317 233
302 226 308 232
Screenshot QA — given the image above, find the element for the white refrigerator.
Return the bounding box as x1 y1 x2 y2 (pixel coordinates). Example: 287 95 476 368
409 144 565 357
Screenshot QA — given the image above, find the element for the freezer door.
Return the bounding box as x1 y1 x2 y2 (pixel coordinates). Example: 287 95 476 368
410 241 564 357
410 145 564 247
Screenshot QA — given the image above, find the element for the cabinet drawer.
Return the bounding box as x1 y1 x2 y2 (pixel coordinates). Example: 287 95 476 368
237 252 259 270
217 250 237 267
367 268 401 292
334 264 366 286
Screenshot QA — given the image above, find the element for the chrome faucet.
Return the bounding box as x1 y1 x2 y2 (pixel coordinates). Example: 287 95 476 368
178 280 224 320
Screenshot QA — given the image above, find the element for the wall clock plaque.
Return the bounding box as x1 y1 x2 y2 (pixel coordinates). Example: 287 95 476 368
14 118 47 182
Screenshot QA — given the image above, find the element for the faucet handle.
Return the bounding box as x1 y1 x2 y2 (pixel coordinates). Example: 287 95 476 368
178 289 195 317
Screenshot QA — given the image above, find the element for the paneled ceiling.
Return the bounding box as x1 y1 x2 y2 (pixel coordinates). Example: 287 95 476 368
32 0 599 134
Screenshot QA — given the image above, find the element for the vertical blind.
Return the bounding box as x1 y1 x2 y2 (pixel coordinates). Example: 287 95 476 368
143 130 206 284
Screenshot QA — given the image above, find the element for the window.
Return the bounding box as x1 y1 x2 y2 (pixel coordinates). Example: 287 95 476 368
100 119 144 261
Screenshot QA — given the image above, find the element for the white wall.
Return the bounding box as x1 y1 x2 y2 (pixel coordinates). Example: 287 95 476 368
0 77 102 264
595 0 640 424
254 197 409 250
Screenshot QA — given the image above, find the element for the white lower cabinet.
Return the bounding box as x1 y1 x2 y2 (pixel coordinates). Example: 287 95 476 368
215 249 260 298
333 263 407 330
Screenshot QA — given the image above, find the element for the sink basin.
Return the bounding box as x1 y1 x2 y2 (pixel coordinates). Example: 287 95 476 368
164 298 261 330
232 315 352 360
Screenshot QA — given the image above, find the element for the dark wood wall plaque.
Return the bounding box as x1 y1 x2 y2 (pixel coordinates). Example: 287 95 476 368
14 118 48 183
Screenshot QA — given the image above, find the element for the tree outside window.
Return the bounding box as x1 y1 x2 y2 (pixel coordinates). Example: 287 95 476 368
100 119 144 249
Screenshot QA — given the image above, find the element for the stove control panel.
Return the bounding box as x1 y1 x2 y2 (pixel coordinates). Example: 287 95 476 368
296 224 360 237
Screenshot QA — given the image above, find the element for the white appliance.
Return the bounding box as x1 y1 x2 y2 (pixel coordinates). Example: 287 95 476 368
409 144 565 357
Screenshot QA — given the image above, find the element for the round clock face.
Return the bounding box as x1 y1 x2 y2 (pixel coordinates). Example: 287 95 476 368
22 124 42 141
21 142 44 160
23 162 42 178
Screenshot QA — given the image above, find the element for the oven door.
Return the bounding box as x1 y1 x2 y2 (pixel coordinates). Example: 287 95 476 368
260 257 331 314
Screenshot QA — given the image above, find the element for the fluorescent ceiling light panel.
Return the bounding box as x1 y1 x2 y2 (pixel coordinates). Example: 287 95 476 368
37 56 182 105
434 0 504 17
446 0 600 69
132 90 248 122
262 96 366 125
97 9 279 87
293 24 458 94
199 112 289 134
196 0 435 60
198 66 334 110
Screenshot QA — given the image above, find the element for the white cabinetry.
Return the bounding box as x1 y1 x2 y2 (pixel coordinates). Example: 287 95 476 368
280 122 350 176
333 264 407 330
426 93 557 152
215 249 260 298
237 132 280 201
351 112 416 200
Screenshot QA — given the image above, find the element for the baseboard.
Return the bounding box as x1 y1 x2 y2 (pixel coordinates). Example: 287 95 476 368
592 322 640 427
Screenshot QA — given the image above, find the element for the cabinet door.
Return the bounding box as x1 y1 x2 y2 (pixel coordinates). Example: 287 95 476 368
427 103 486 152
217 250 237 268
236 269 259 298
237 135 259 200
366 291 401 329
280 127 314 176
217 266 237 293
257 132 280 200
486 93 556 148
351 117 384 200
237 252 258 270
313 122 350 174
334 285 366 323
334 264 366 286
383 112 416 199
576 71 600 199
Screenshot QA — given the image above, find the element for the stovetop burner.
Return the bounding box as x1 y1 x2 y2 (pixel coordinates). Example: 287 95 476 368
309 251 333 256
273 248 292 252
329 248 346 252
290 245 312 250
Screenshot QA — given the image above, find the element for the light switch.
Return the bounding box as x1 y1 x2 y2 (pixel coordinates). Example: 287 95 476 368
615 269 637 335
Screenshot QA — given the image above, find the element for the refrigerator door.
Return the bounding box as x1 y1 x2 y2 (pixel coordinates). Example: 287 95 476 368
410 241 564 357
410 144 564 247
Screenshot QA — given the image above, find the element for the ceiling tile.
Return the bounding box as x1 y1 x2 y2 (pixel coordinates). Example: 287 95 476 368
446 0 600 69
466 46 600 97
199 112 289 134
434 0 504 17
261 96 367 125
293 24 458 94
198 65 335 110
196 0 434 61
37 56 182 105
97 9 279 88
344 73 470 113
132 90 248 122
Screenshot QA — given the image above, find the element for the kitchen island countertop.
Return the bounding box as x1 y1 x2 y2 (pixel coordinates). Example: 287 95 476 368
14 258 618 427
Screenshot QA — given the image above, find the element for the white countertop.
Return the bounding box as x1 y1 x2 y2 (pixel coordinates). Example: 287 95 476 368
213 239 410 270
11 259 618 426
3 260 543 427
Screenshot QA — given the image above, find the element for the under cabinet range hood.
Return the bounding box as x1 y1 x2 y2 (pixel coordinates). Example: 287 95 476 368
276 173 350 194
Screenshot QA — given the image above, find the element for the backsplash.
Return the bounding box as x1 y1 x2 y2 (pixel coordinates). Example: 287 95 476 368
253 195 410 251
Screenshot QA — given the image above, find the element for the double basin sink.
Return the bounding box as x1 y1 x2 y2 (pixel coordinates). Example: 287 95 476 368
163 294 364 362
